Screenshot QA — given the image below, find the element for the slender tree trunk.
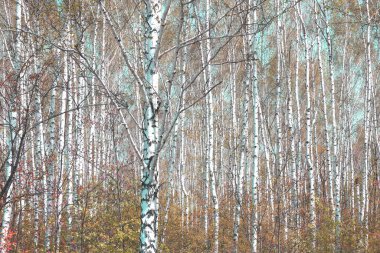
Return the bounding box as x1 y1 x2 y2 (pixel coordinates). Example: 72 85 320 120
205 1 219 251
361 0 372 248
297 5 316 248
286 28 297 238
45 66 56 252
250 1 259 251
55 23 69 250
315 1 333 210
139 1 161 252
275 1 284 249
0 111 17 253
0 0 21 250
323 0 341 247
293 5 302 222
232 29 250 253
66 40 74 230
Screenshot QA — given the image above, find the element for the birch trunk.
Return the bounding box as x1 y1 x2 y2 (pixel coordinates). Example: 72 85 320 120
55 23 69 250
89 6 99 181
297 5 316 248
45 69 56 252
206 1 219 251
139 1 161 252
275 1 283 248
293 4 302 211
0 112 17 253
251 1 259 251
361 0 372 248
232 31 250 253
0 0 21 250
323 0 341 247
67 42 74 225
75 14 85 202
286 28 297 235
315 1 333 209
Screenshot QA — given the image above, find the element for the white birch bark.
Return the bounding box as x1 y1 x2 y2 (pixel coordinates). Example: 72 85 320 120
315 2 333 209
55 20 69 250
232 31 250 253
140 1 161 252
258 101 274 222
199 4 209 245
203 112 209 243
0 111 16 253
251 1 259 250
66 46 74 242
31 129 40 251
180 45 189 233
297 5 316 248
348 108 355 218
275 1 283 247
293 3 302 205
88 7 99 182
322 0 341 247
96 11 107 180
230 49 238 197
286 29 298 234
45 68 56 252
0 0 21 250
205 1 219 251
361 0 372 248
75 13 85 200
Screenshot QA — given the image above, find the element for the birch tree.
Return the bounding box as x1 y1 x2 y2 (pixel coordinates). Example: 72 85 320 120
250 0 260 251
0 1 21 251
297 3 316 248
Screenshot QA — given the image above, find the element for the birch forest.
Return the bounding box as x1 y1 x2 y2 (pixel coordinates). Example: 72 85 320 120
0 0 379 252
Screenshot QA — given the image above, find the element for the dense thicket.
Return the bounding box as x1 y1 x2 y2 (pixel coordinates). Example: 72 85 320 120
0 0 379 252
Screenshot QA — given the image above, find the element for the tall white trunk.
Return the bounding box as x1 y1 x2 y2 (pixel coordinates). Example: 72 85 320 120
180 46 188 233
293 4 302 208
66 41 74 234
230 50 238 198
297 5 316 248
258 102 274 224
0 112 16 253
323 0 341 246
199 2 209 246
205 1 219 251
89 5 100 181
314 1 333 209
45 69 56 252
232 32 250 253
75 14 85 201
286 24 297 235
275 0 283 247
361 0 372 248
55 22 69 250
233 8 252 252
139 1 161 252
0 0 21 250
203 113 209 242
251 1 259 251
